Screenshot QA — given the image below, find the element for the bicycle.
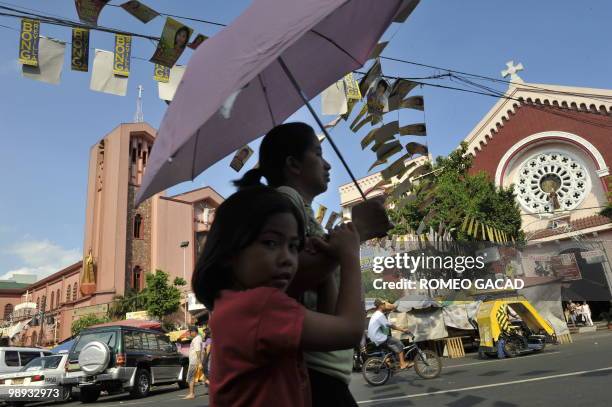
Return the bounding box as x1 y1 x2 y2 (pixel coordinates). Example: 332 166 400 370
362 339 442 386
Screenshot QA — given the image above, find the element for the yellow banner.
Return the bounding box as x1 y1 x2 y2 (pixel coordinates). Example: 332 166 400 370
343 72 362 100
113 34 132 76
19 19 40 67
315 205 327 224
71 28 89 72
153 63 170 82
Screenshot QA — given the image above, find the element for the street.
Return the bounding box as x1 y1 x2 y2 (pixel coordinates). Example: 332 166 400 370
30 330 611 407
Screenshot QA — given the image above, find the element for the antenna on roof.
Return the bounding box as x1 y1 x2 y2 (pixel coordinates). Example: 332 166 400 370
134 85 144 123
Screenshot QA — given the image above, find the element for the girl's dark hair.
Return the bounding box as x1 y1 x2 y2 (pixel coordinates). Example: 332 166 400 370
191 186 305 310
233 122 317 189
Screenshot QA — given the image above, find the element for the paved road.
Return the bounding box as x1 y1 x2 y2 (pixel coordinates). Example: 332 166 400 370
34 330 612 407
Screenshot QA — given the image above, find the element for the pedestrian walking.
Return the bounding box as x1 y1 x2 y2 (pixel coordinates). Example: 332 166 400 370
183 325 203 400
582 301 593 326
233 122 372 406
567 301 577 326
191 186 363 407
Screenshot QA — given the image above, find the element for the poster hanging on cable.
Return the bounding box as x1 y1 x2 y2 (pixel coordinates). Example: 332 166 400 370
71 28 89 72
366 78 390 124
315 205 327 224
229 146 254 172
113 35 132 76
153 64 170 82
19 19 40 67
158 65 185 101
149 17 193 68
325 212 341 231
120 1 159 23
74 0 110 25
22 37 66 85
188 34 208 50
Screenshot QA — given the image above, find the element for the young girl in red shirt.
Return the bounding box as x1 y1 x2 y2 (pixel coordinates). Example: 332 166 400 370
191 186 363 407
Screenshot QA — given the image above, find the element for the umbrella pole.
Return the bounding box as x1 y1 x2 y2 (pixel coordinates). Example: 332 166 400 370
278 58 367 201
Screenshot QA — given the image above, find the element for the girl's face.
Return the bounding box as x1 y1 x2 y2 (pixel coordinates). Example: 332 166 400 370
230 213 300 292
296 137 331 196
176 31 188 48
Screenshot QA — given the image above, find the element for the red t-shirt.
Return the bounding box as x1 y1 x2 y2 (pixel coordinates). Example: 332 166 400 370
209 287 311 407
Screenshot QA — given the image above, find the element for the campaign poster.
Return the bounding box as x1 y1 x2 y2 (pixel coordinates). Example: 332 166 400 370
315 205 327 224
120 1 159 23
365 78 390 123
75 0 110 25
229 146 254 172
19 19 40 67
71 28 89 71
551 253 582 281
153 63 170 83
325 212 340 231
188 34 208 50
149 17 193 68
113 34 132 76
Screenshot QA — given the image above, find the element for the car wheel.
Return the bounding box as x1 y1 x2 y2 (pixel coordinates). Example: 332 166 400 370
61 386 72 402
80 386 101 403
130 369 151 398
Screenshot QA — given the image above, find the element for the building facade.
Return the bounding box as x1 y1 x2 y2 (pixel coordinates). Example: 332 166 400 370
0 123 223 345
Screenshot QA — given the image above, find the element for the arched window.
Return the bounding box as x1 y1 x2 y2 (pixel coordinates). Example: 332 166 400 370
50 292 55 310
3 304 13 320
132 266 142 291
36 297 40 310
66 285 71 302
41 296 46 311
56 289 60 307
133 214 143 239
73 284 77 301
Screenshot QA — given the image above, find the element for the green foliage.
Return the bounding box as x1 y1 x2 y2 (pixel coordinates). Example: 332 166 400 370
107 289 146 320
600 203 612 220
142 270 183 323
173 277 187 286
362 271 403 304
388 142 525 244
71 313 110 336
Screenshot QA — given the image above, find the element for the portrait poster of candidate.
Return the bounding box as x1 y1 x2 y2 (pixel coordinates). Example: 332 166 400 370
149 17 193 68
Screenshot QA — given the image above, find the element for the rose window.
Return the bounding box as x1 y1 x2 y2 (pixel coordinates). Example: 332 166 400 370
515 152 589 215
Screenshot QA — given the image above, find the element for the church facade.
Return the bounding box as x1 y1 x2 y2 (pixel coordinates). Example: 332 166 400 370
0 123 223 345
463 67 612 316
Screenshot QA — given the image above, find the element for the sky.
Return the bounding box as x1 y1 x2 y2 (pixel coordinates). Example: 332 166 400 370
0 0 611 281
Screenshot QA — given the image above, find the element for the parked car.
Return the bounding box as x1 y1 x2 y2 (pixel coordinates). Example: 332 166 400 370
0 347 52 374
0 353 71 403
64 326 189 403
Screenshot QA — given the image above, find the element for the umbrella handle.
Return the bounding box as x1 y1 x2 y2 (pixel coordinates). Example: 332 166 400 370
278 58 367 201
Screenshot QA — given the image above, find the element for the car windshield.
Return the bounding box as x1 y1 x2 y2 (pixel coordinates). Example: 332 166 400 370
21 355 63 371
71 332 117 357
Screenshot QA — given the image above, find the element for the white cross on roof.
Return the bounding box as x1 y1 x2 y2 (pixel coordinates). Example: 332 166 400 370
501 60 524 83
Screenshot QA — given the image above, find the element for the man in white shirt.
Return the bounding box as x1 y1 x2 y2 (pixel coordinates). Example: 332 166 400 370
582 301 593 326
367 299 413 369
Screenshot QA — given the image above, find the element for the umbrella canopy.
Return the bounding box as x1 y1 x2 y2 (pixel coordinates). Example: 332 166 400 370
136 0 420 204
394 294 441 312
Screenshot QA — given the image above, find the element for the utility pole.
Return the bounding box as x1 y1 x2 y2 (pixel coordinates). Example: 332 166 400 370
180 241 190 327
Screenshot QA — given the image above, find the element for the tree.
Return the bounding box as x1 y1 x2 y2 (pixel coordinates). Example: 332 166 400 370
362 271 403 304
388 142 524 243
141 270 186 323
107 289 146 320
71 313 110 336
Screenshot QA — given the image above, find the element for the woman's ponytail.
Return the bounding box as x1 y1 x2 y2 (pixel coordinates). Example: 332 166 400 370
233 168 265 190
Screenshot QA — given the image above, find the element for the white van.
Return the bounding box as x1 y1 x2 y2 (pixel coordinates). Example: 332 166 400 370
0 347 52 374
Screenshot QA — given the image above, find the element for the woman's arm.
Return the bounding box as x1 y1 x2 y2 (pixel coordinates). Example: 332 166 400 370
315 273 338 314
300 223 364 351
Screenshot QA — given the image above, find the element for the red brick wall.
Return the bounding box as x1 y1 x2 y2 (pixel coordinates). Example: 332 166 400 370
469 105 612 179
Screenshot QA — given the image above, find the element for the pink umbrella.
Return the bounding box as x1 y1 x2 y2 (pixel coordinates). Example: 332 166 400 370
136 0 420 205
